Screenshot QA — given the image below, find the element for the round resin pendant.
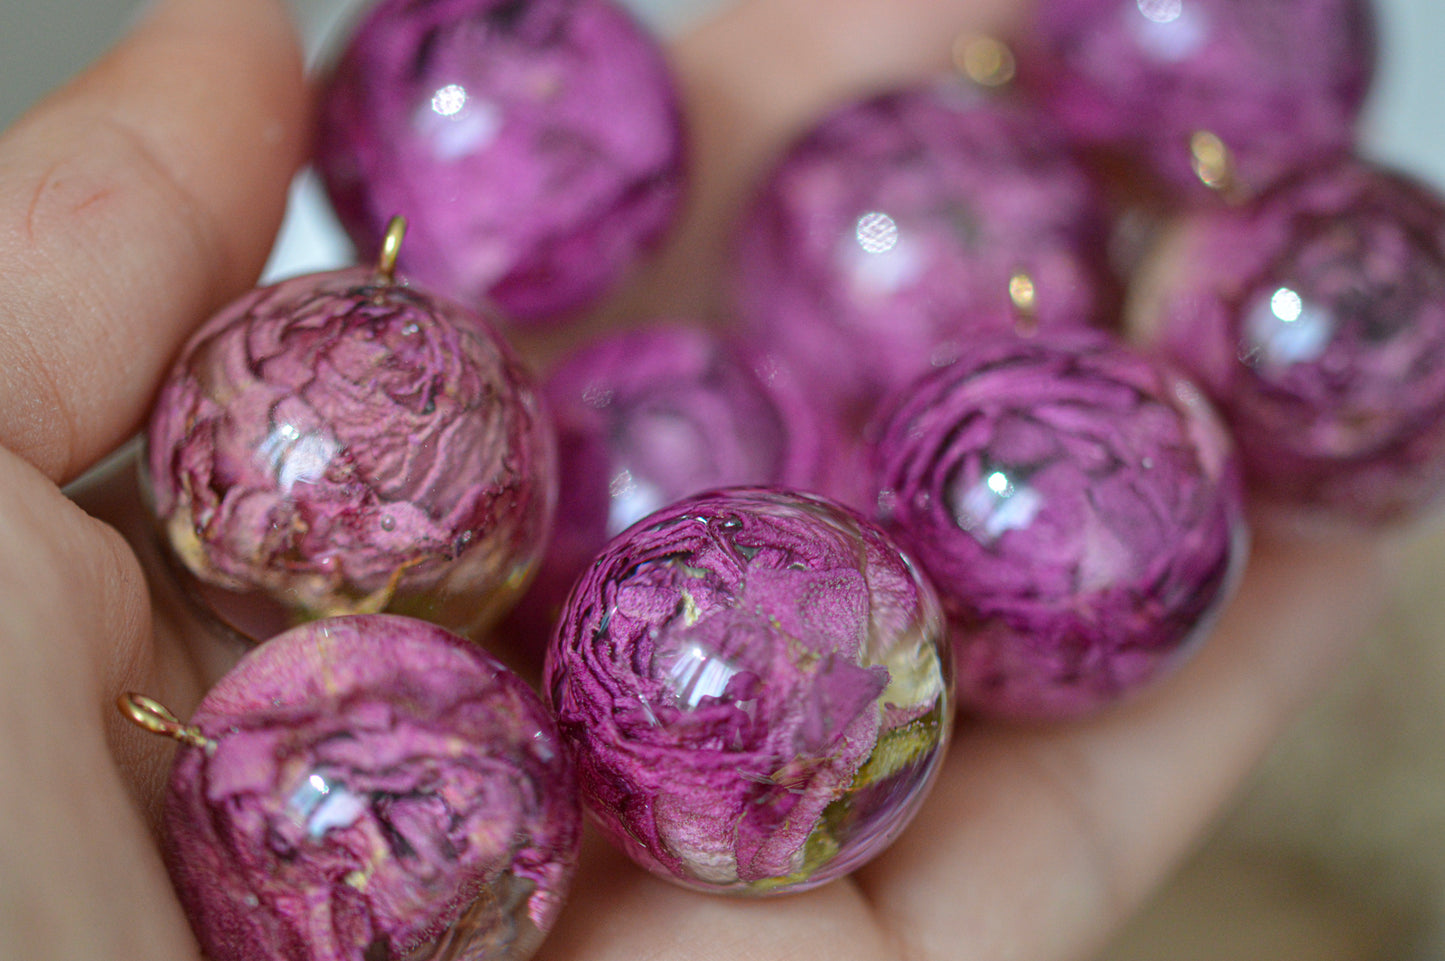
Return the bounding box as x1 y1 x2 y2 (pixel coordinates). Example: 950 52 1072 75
138 615 580 961
144 241 555 638
512 323 833 644
1130 159 1445 528
545 488 952 893
732 81 1113 431
315 0 685 323
868 332 1247 720
1016 0 1376 202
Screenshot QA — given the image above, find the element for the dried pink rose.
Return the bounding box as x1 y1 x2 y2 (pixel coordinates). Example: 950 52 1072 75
145 266 555 636
315 0 685 324
732 82 1114 429
1016 0 1376 202
1130 159 1445 528
868 332 1247 720
163 615 580 961
545 488 952 893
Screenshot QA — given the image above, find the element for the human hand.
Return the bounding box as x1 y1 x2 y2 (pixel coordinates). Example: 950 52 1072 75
0 0 1388 958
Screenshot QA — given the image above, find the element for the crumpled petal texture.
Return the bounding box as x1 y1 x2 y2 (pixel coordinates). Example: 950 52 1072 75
145 266 555 635
315 0 685 323
513 325 833 649
1133 160 1445 527
163 615 581 961
732 82 1113 428
545 488 951 893
869 333 1247 720
1017 0 1375 200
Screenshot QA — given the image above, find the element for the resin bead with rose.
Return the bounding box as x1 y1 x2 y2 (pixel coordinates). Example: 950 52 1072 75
151 615 581 961
732 81 1113 430
546 488 952 894
868 332 1248 720
509 324 834 650
1129 158 1445 528
315 0 686 323
144 255 555 638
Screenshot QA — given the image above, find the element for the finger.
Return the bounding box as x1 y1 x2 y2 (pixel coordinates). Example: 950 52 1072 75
0 0 308 484
538 833 894 961
67 445 255 827
855 535 1389 961
0 447 199 958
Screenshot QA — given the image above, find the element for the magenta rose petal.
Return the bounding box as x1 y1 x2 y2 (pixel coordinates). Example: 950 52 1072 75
157 614 581 961
1016 0 1376 203
144 265 555 638
867 332 1248 721
315 0 686 324
545 487 952 894
731 81 1115 431
1130 158 1445 528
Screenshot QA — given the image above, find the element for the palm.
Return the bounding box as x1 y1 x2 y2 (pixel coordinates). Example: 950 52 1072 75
0 1 1384 959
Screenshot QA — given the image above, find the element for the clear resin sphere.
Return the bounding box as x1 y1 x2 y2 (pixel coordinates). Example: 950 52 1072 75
1017 0 1376 202
1130 159 1445 527
545 487 952 894
144 266 556 637
732 82 1114 430
162 615 581 961
315 0 685 324
513 323 834 643
868 332 1247 720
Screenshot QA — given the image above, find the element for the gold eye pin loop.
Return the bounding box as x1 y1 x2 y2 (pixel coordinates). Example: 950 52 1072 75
117 692 216 752
1009 269 1039 337
376 215 408 284
1190 130 1240 199
953 34 1016 88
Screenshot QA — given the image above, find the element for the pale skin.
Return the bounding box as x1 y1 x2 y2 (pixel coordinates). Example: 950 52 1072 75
0 0 1390 958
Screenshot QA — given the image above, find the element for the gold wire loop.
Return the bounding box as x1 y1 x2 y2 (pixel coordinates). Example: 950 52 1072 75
1008 269 1039 337
376 215 408 283
953 33 1016 87
1190 130 1238 198
117 692 215 751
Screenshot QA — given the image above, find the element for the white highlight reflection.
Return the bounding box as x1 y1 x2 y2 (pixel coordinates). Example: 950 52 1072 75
287 772 367 840
950 467 1042 542
260 422 338 493
607 468 665 536
1129 0 1209 61
666 642 741 708
1270 287 1304 323
855 211 900 254
840 211 924 295
415 83 503 161
430 83 468 117
1137 0 1183 24
1243 286 1335 367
